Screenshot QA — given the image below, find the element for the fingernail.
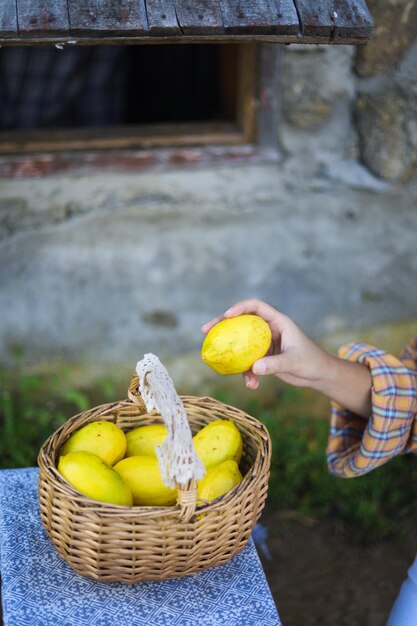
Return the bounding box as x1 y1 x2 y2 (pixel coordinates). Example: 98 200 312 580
224 308 233 316
244 374 251 387
253 361 266 375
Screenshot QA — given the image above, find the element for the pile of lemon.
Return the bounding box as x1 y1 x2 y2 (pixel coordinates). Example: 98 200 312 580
57 418 243 508
58 313 271 507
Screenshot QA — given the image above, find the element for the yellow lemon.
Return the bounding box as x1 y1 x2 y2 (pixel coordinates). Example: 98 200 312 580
193 419 243 470
60 420 127 466
114 456 177 506
125 424 168 458
197 460 242 502
201 314 271 375
58 451 133 506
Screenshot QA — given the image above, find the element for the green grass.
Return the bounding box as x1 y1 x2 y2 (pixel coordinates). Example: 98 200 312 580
1 362 415 544
0 358 116 469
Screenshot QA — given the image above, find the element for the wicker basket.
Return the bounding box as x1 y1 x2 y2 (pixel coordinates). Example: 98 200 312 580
38 374 271 583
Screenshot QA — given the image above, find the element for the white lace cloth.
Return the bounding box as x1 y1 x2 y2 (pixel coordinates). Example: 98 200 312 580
136 353 206 488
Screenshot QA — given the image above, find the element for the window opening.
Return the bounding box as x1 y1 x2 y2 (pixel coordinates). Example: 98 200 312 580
0 43 258 154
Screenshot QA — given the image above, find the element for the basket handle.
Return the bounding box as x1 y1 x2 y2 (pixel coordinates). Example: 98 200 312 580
128 361 204 522
176 480 198 522
127 374 146 409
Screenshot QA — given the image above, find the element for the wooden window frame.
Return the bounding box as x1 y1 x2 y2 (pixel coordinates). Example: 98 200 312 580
0 43 281 177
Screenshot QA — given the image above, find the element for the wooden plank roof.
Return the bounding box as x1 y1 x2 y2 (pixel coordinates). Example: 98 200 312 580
0 0 373 45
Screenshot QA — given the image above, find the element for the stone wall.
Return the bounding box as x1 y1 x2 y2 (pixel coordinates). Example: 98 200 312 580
1 2 417 386
282 0 417 181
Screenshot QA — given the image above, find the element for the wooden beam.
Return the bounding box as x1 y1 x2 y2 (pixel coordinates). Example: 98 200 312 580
145 0 181 36
0 0 373 44
0 0 18 38
293 0 332 38
0 122 245 154
220 0 299 35
294 0 373 41
68 0 149 37
332 0 373 41
172 1 225 35
16 0 70 38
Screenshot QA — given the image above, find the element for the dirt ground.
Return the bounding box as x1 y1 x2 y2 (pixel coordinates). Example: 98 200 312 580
258 510 417 626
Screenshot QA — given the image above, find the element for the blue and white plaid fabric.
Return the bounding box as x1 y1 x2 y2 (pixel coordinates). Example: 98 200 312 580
0 468 281 626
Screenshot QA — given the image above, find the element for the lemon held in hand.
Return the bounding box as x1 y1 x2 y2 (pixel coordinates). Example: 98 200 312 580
193 419 243 470
201 314 271 375
60 420 127 466
58 451 133 506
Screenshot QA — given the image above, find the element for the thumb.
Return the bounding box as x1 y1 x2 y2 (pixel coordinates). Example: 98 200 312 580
252 354 288 376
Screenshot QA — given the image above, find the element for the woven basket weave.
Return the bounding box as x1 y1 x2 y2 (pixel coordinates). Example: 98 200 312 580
38 374 271 583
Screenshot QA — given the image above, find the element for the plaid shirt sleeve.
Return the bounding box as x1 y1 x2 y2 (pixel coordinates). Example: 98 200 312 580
326 340 417 478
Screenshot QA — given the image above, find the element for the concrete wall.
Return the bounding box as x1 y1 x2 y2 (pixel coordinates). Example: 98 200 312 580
1 5 417 387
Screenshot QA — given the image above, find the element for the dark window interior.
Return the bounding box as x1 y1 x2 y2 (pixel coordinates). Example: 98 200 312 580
0 44 239 131
129 45 223 123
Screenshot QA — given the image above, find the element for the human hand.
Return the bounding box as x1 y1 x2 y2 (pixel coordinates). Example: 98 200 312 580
201 298 332 390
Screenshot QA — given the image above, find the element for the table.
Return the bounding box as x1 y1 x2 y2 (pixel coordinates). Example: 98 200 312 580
0 468 282 626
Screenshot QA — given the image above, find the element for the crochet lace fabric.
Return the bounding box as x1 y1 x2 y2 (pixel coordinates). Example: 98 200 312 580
136 353 206 488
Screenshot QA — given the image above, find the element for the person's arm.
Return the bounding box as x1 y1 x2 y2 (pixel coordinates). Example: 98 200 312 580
203 299 417 477
313 356 372 419
202 298 372 418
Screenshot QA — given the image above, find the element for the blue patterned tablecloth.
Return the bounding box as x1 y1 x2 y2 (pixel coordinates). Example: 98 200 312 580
0 468 281 626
